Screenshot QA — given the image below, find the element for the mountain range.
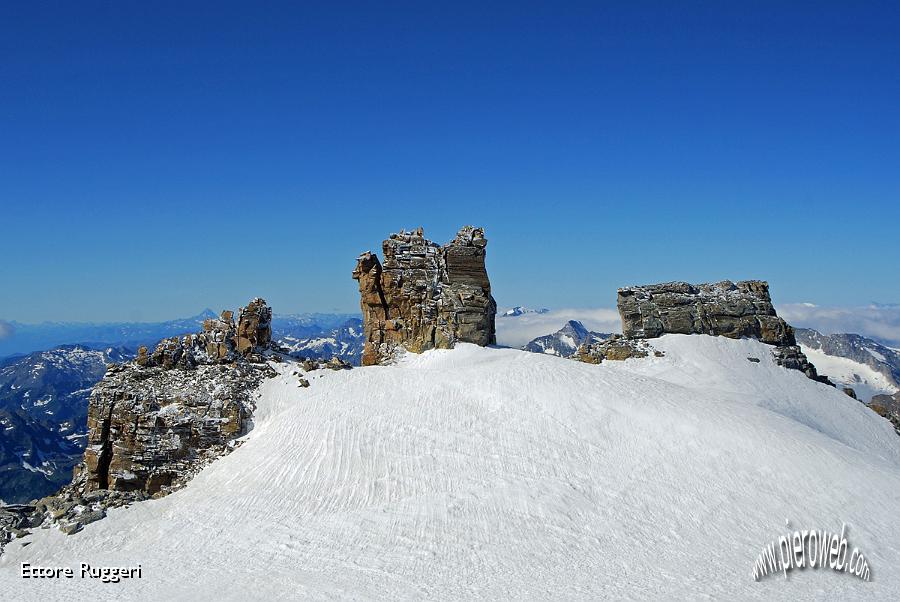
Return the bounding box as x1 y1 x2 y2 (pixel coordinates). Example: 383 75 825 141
0 311 361 360
0 345 133 503
795 328 900 403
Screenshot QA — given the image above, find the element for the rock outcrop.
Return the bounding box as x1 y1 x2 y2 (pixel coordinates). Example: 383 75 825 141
0 298 282 551
72 298 275 497
135 299 273 369
75 360 272 496
870 391 900 435
353 226 497 365
612 280 826 381
618 281 792 344
574 335 663 364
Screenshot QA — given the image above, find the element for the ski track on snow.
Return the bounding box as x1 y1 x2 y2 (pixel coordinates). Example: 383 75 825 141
2 335 900 600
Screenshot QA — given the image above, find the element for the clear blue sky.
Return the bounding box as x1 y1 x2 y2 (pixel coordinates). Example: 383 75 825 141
1 1 898 322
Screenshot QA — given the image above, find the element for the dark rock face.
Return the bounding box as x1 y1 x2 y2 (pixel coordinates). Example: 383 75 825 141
618 280 794 345
614 280 824 381
236 299 273 355
353 226 497 366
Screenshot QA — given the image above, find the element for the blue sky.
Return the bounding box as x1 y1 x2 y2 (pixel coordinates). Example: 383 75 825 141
1 1 898 323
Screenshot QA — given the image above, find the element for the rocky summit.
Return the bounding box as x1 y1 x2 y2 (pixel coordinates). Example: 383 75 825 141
0 298 280 551
77 297 276 497
610 280 825 381
353 226 497 366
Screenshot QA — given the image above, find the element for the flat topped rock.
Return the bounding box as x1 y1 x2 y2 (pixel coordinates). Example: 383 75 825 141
615 279 825 382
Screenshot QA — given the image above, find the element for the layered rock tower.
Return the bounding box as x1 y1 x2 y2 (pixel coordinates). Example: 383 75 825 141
353 226 497 366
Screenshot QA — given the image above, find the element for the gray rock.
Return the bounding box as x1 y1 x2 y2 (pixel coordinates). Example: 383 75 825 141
616 280 825 382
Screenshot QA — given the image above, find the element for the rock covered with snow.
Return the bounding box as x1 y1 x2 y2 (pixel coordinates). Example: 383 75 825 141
574 334 664 364
136 299 273 369
614 280 825 381
74 360 273 497
0 297 282 546
352 226 497 366
618 280 792 343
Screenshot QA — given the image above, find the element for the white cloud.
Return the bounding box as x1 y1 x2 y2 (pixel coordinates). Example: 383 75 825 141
0 321 14 340
494 303 900 349
777 304 900 347
496 308 620 348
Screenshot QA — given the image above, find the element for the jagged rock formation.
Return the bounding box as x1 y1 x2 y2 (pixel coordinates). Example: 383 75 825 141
135 299 273 369
612 280 826 381
523 321 610 357
353 226 497 366
73 299 275 497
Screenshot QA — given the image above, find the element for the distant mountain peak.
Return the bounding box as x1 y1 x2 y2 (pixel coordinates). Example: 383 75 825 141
522 321 610 357
500 306 550 318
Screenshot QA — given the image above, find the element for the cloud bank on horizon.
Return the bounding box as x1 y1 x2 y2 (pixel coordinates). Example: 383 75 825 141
496 304 900 349
778 303 900 347
0 321 14 340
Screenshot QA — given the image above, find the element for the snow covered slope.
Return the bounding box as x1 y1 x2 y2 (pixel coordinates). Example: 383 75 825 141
3 336 900 600
801 346 899 403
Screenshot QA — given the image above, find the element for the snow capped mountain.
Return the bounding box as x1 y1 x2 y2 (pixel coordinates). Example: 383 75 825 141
272 313 360 339
3 337 899 599
0 345 134 503
277 318 364 365
0 311 362 361
795 328 900 403
0 311 216 359
522 320 610 356
499 306 550 317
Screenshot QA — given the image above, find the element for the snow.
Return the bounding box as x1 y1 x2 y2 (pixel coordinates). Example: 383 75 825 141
866 347 887 363
800 345 899 403
2 336 900 599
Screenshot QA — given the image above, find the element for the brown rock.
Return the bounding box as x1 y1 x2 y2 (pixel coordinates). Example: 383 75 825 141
353 226 497 365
